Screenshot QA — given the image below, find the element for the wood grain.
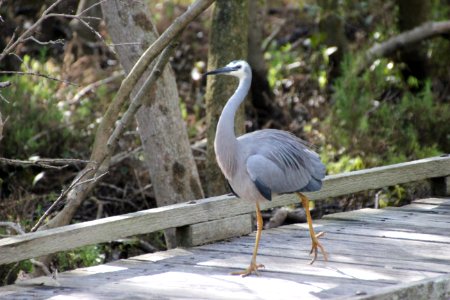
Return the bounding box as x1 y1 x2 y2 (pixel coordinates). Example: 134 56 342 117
0 156 449 265
1 197 450 299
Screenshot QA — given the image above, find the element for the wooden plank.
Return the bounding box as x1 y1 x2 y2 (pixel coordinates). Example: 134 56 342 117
412 197 450 206
276 221 450 243
0 257 393 300
385 203 450 215
0 156 449 265
176 214 253 246
1 196 450 300
347 273 450 300
197 230 450 273
324 207 450 230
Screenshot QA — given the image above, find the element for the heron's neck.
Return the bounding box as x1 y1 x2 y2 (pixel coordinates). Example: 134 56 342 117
214 75 251 178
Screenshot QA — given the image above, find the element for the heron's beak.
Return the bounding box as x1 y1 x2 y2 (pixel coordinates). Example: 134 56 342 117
203 66 238 76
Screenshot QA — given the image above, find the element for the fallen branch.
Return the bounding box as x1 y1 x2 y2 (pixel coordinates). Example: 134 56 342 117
363 20 450 69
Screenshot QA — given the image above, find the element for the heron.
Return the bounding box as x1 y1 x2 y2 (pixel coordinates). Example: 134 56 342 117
204 60 328 277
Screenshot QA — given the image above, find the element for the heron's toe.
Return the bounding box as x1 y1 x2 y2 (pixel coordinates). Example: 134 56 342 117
309 231 327 264
231 262 265 277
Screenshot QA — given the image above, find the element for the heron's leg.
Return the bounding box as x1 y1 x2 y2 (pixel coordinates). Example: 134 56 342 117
231 202 265 277
297 192 328 264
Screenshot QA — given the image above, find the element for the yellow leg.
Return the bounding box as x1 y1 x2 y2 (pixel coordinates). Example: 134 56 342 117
232 202 265 277
297 192 328 264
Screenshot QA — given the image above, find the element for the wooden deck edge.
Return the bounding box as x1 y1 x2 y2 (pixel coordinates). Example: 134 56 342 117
346 273 450 300
0 156 449 265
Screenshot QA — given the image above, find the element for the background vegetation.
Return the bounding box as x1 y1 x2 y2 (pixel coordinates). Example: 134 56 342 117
0 0 449 284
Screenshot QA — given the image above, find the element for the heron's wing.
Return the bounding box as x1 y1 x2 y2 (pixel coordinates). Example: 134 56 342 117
242 129 326 196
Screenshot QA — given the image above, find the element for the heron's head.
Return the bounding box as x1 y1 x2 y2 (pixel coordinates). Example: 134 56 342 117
204 60 251 80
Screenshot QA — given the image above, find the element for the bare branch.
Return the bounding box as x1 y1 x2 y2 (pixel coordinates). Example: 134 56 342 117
40 0 214 233
363 20 450 70
78 0 108 17
47 13 105 42
107 41 179 148
69 71 125 105
30 167 107 232
0 221 26 235
0 0 65 62
23 36 65 46
0 71 76 86
0 0 105 63
0 157 90 169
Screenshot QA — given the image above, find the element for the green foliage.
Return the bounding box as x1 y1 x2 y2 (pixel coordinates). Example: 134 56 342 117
56 245 104 271
1 58 66 158
264 42 297 89
327 54 448 165
321 149 365 175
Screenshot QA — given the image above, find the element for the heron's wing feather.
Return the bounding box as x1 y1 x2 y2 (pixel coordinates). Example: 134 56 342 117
242 129 326 194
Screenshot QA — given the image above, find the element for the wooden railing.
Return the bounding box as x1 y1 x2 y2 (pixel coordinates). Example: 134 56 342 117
1 155 449 265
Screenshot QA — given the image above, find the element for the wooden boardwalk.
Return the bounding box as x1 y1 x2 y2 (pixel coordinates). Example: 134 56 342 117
1 197 449 299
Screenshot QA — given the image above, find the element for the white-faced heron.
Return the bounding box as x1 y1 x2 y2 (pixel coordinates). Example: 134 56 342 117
205 60 327 277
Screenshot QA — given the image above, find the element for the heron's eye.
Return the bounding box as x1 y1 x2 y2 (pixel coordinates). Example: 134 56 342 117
235 65 242 69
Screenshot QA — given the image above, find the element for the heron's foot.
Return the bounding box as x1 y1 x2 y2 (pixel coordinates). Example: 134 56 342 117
231 262 265 277
309 231 328 264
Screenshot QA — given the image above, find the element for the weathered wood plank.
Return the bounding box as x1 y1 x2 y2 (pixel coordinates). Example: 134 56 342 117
0 257 392 300
412 197 450 206
1 195 450 300
324 206 450 230
196 231 450 273
348 273 450 300
176 214 253 246
385 203 450 215
0 156 449 265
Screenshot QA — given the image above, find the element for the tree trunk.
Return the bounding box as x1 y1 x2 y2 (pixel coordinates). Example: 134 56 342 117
204 0 249 196
247 0 280 129
397 0 430 81
102 0 204 248
318 0 348 80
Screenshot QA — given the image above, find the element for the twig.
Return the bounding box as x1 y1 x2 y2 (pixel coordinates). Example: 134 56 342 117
47 13 104 42
0 0 65 62
68 71 125 104
40 0 214 233
30 167 106 232
0 0 105 63
23 36 65 46
78 0 107 17
0 71 76 86
0 221 26 234
0 157 90 169
107 41 179 148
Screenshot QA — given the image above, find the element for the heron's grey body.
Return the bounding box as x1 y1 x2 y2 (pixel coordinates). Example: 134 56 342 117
210 60 326 204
